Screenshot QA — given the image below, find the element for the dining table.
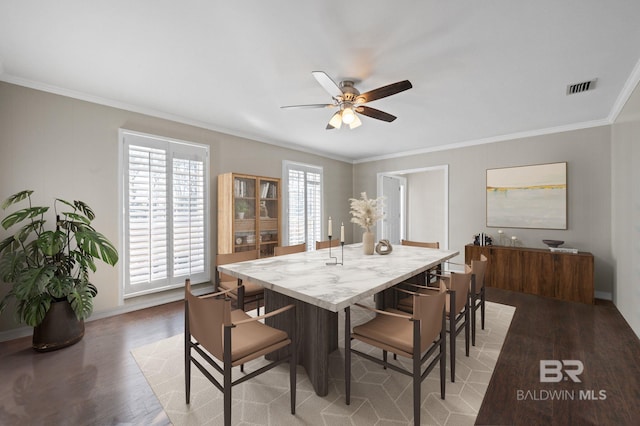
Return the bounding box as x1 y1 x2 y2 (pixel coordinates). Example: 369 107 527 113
217 242 459 396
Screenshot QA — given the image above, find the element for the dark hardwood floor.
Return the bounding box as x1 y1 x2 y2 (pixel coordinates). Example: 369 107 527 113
0 289 638 425
477 288 640 426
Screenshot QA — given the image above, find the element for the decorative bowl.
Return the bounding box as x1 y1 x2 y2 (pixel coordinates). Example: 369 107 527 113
542 239 564 248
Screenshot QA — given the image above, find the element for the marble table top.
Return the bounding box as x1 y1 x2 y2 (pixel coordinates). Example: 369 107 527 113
217 243 459 312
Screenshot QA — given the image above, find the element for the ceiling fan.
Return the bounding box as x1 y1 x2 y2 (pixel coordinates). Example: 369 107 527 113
281 71 412 130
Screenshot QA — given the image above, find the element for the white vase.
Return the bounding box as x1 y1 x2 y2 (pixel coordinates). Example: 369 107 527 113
363 231 375 255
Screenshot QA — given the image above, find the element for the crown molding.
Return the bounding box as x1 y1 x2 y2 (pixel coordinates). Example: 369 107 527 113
352 119 611 164
608 57 640 123
0 75 353 164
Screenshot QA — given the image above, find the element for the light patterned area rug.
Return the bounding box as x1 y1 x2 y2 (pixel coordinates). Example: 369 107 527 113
132 301 515 425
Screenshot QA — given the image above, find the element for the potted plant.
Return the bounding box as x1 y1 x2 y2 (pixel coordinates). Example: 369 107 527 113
236 199 250 219
0 190 118 351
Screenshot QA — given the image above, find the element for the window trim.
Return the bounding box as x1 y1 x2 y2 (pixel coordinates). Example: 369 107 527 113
119 129 210 300
282 160 324 251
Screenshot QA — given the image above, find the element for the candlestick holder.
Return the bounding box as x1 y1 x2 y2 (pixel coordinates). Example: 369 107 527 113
325 236 344 265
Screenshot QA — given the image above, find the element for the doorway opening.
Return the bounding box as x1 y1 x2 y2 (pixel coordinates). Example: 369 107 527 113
377 165 449 248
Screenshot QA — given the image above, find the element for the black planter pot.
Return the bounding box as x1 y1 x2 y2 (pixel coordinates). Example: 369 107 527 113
32 300 85 352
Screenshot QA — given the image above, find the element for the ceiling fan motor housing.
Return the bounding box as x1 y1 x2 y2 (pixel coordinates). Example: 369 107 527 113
339 80 360 102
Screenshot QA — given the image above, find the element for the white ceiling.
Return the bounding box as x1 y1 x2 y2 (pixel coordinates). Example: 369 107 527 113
1 1 640 163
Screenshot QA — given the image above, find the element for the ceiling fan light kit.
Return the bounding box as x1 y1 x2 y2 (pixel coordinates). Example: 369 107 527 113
282 71 412 130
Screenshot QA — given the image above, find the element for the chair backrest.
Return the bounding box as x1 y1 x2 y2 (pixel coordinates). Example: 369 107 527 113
216 250 259 283
185 279 229 361
401 239 439 249
274 243 306 256
412 289 446 353
315 239 339 250
448 270 472 314
471 254 488 291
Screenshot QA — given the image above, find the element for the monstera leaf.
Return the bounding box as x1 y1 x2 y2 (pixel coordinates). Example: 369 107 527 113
75 230 119 266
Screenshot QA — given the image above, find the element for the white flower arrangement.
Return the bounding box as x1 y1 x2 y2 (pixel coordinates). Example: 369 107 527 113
349 192 385 232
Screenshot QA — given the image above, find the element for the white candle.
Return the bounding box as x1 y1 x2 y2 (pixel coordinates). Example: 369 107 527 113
328 217 332 238
340 222 345 242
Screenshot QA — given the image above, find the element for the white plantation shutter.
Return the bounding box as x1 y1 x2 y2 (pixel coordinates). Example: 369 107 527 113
122 130 209 297
127 145 168 284
172 156 205 277
287 169 306 245
283 161 323 251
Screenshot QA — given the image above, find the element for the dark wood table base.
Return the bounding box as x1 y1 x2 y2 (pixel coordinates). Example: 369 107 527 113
264 289 338 396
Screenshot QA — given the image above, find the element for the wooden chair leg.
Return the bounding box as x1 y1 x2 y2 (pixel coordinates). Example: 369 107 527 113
413 320 421 426
450 309 455 382
184 303 191 404
345 307 351 405
224 327 232 426
383 350 388 369
481 292 486 329
465 306 470 357
449 292 456 383
440 311 446 399
290 309 297 415
471 294 477 347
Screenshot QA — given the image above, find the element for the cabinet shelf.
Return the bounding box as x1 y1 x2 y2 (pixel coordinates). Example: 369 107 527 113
218 173 281 258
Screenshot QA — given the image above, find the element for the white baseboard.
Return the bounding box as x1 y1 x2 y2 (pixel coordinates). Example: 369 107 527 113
0 282 214 343
0 325 32 342
595 291 613 301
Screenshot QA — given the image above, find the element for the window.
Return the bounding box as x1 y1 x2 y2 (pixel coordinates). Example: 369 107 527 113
283 161 323 250
120 130 210 297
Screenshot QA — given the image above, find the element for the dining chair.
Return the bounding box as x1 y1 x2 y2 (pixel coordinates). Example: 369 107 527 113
274 242 307 256
442 254 488 346
184 279 297 426
315 239 340 250
401 239 441 285
216 250 263 313
345 289 446 426
470 254 488 346
397 268 471 382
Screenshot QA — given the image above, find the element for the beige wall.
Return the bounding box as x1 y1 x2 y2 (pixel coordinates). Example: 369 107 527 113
612 82 640 339
406 169 446 246
0 82 353 335
354 126 614 298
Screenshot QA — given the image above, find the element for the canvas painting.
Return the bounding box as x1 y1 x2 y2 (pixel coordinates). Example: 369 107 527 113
486 162 567 229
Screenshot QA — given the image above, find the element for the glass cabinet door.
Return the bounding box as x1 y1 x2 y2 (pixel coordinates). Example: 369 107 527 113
233 176 256 252
258 178 279 257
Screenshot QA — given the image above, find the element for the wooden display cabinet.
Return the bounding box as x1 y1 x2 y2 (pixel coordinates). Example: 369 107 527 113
218 173 281 257
465 244 594 304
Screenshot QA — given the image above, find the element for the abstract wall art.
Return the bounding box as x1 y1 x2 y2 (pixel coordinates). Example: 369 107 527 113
486 162 567 229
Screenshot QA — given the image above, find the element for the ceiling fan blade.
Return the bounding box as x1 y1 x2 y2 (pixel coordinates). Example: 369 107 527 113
356 106 397 122
280 103 335 109
356 80 412 104
312 71 343 99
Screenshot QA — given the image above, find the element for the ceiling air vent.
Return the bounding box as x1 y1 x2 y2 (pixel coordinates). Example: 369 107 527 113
566 79 597 95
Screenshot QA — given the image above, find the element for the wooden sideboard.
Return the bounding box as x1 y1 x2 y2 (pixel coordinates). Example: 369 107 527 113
465 244 594 304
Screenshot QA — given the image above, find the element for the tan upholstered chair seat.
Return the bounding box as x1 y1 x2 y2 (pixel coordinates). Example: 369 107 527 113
228 309 290 364
352 310 415 355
